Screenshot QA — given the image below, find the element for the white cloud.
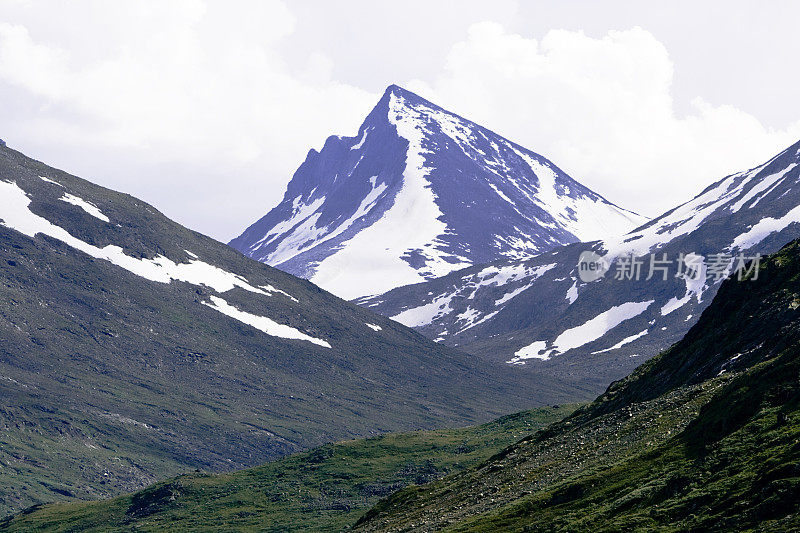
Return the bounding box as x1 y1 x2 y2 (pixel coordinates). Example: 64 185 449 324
0 0 376 238
0 7 798 241
406 22 800 218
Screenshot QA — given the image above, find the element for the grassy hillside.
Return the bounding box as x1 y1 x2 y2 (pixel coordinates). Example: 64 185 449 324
0 406 577 532
0 144 592 515
353 240 800 531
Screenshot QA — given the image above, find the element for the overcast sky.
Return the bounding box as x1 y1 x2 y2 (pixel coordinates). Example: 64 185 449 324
2 0 800 240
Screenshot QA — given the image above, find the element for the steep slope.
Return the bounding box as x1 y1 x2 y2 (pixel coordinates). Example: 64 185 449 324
354 238 800 532
361 139 800 388
0 144 590 516
0 406 578 532
9 238 800 532
230 85 644 299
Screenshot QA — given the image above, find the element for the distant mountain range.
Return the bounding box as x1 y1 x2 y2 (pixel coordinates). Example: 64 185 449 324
0 143 583 516
230 85 644 299
360 139 800 389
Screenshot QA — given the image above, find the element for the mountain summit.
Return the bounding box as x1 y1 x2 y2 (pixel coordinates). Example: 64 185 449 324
230 85 645 299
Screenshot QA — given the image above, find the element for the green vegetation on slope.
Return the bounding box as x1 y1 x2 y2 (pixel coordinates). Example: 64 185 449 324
0 144 592 516
0 406 577 532
401 349 800 532
0 393 187 517
353 240 800 531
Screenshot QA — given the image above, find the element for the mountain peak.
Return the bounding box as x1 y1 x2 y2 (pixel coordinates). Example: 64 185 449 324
384 83 403 95
383 83 414 98
231 88 645 299
379 84 450 118
366 84 435 125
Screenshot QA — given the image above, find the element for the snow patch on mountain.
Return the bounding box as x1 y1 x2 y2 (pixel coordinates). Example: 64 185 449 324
202 295 330 348
600 175 742 261
39 175 63 187
351 127 371 151
392 293 456 328
729 164 798 213
260 196 328 265
309 93 467 299
454 307 499 334
492 263 558 305
592 329 649 354
259 284 299 302
566 280 579 304
509 300 654 364
659 253 708 316
732 204 800 250
600 159 800 262
389 262 557 332
59 193 110 222
510 148 639 241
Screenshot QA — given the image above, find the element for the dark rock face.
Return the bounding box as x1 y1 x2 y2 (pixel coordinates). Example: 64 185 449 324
230 85 643 299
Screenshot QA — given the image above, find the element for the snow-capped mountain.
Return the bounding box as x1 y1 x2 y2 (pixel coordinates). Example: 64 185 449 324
230 85 644 299
0 142 573 513
360 139 800 388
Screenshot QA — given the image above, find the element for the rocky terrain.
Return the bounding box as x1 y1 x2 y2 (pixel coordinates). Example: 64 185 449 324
0 143 586 516
230 85 643 299
361 139 800 391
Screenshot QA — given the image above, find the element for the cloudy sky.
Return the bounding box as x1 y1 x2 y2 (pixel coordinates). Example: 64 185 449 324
2 0 800 240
